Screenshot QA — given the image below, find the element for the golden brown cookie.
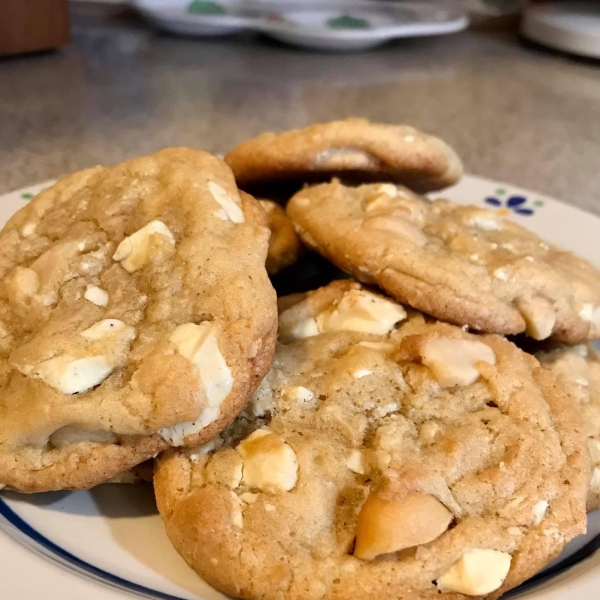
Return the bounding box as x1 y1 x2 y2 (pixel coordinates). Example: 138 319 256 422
0 148 277 492
259 200 304 276
536 343 600 512
287 181 600 343
225 119 463 194
155 281 588 600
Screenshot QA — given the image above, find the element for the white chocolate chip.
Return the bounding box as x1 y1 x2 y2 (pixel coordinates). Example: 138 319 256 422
42 294 56 306
158 406 220 446
362 215 427 247
264 503 276 512
421 338 496 388
170 322 233 408
352 368 372 379
590 467 600 491
470 215 502 231
284 290 405 340
493 268 509 281
289 317 320 339
437 549 512 596
515 297 556 340
372 403 399 419
346 449 367 474
507 527 521 536
50 426 116 447
189 437 223 461
207 181 244 224
113 220 175 273
316 289 407 336
533 500 549 525
33 355 113 394
281 386 314 403
237 428 298 493
80 319 129 341
579 303 600 328
84 285 108 307
21 222 37 238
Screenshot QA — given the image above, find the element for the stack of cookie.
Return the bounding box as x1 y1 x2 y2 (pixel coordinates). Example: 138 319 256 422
1 120 600 600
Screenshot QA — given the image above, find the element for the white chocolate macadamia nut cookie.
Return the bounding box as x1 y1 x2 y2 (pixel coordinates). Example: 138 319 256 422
155 281 587 600
286 181 600 343
0 148 277 492
536 343 600 512
224 118 463 194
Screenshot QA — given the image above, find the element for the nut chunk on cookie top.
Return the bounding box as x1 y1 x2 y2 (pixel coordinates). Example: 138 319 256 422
0 148 277 492
154 280 587 600
287 180 600 343
224 118 463 194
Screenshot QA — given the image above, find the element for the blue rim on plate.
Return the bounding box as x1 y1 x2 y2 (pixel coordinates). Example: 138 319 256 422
0 497 186 600
1 494 599 599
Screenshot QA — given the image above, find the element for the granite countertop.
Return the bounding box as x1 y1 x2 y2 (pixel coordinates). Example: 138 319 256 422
0 10 599 214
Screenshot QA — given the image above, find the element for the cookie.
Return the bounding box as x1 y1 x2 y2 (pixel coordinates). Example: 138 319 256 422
155 281 588 600
536 343 600 512
259 200 304 276
287 180 600 343
0 148 277 492
225 119 463 195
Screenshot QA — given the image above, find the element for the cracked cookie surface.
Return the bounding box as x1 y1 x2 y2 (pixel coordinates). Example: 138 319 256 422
287 181 600 343
225 119 463 195
0 148 277 492
155 281 587 600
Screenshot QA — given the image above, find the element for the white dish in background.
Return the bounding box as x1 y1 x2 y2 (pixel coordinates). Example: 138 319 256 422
521 1 600 60
1 173 600 599
130 0 468 49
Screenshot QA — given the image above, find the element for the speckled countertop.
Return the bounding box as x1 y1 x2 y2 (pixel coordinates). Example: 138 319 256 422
1 9 599 213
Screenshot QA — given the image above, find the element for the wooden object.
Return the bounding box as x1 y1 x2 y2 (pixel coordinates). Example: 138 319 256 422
0 0 70 56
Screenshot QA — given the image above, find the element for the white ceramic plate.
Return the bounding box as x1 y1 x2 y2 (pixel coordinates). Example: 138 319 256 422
130 0 468 49
1 174 600 599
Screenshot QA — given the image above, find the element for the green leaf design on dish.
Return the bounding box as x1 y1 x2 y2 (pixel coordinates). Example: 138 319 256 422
327 15 370 30
187 0 226 16
21 192 34 200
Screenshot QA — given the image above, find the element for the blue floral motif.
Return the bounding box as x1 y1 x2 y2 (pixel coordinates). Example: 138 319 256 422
485 194 535 216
